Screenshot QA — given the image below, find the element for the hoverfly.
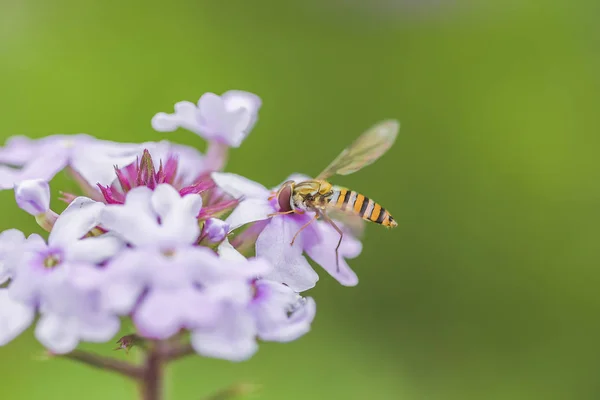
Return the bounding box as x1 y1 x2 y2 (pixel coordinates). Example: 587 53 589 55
270 120 399 269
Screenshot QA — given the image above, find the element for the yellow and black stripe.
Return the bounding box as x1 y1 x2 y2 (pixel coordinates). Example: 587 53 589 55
329 188 396 227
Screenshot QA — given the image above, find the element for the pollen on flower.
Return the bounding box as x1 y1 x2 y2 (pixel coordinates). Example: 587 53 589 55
162 249 176 257
42 252 62 269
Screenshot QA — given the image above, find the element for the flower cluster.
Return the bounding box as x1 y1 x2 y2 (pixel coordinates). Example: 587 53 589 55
0 90 361 362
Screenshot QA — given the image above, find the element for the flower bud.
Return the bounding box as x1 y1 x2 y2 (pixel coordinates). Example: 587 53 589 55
14 179 50 216
203 218 229 244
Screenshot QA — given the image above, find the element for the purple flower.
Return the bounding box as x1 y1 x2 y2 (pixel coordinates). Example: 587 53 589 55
250 280 316 342
190 240 316 361
75 184 266 341
0 197 123 352
190 278 315 362
88 184 206 330
9 196 123 301
14 179 50 216
151 91 262 148
212 172 362 292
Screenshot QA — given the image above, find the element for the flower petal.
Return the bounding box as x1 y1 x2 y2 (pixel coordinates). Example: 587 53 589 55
35 313 80 354
0 152 69 189
134 287 217 339
217 238 247 262
211 172 270 199
151 101 201 134
103 281 144 315
0 166 23 190
304 221 362 287
151 113 180 132
178 246 270 285
154 92 261 148
0 136 37 165
0 229 26 284
101 187 159 246
151 183 184 218
255 282 316 343
151 183 202 225
191 305 258 362
0 290 34 345
103 185 203 248
78 314 121 343
222 90 262 136
226 198 273 230
196 93 229 141
48 197 105 246
70 249 146 315
66 234 124 264
71 138 143 187
268 297 316 341
256 217 319 292
151 185 202 244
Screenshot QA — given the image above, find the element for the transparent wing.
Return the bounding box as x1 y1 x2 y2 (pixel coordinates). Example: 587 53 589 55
316 119 399 180
324 208 365 239
308 201 366 238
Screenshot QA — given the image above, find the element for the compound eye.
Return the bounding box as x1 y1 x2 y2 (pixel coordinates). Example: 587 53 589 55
277 184 293 212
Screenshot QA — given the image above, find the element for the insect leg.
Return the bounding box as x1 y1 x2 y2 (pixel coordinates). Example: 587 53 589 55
290 213 319 246
267 209 305 218
317 209 344 272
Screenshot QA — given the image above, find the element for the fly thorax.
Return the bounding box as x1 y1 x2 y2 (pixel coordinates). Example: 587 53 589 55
317 192 334 206
292 193 309 211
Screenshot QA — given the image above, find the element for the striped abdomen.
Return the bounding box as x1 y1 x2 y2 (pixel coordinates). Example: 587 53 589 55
327 188 396 227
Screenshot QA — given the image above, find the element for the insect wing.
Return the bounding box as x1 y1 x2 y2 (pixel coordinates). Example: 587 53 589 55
321 207 366 239
316 119 399 180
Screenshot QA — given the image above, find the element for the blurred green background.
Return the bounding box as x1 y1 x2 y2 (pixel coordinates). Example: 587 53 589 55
1 1 599 399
